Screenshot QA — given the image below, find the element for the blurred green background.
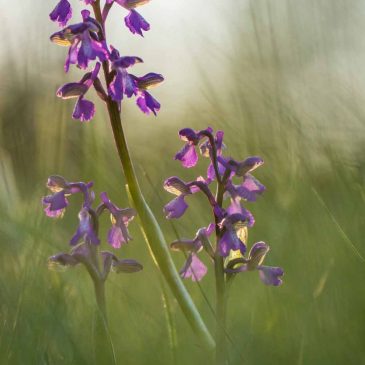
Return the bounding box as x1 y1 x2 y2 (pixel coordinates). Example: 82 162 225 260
1 0 365 364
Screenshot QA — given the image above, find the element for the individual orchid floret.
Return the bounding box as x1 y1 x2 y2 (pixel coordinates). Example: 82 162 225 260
50 0 72 27
104 1 150 36
135 73 164 115
42 175 94 218
124 9 150 36
225 174 265 203
218 213 251 257
108 47 143 101
218 156 264 177
171 224 214 281
57 62 101 122
70 208 100 246
163 177 192 219
171 223 215 254
163 176 213 219
108 47 163 115
226 242 284 286
50 10 109 71
100 192 137 249
175 127 213 168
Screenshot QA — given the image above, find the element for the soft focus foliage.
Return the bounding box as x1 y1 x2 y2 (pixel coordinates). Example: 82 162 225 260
1 0 365 364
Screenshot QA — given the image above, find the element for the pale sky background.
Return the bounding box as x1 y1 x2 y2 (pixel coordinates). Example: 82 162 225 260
1 0 365 144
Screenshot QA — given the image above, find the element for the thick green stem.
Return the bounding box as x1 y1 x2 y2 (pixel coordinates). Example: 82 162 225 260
104 100 214 350
92 279 116 365
160 279 178 364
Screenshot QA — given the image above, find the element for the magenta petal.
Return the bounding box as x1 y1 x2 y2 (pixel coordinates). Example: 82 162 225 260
237 174 265 202
124 10 150 36
49 0 72 27
180 253 207 282
175 144 198 168
258 266 284 286
72 97 95 122
43 204 65 218
107 226 126 248
164 195 188 219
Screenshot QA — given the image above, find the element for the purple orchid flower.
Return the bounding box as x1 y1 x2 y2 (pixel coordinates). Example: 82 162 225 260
57 62 101 122
50 10 109 71
170 223 215 253
218 212 251 257
218 156 264 177
174 127 214 168
42 176 94 218
70 208 100 245
108 47 143 101
104 0 150 36
124 10 150 36
100 192 137 249
225 173 265 203
50 0 72 27
163 176 211 219
226 242 284 286
171 224 214 282
108 47 163 115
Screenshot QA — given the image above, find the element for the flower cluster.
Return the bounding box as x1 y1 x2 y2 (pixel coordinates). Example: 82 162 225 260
164 127 283 285
43 175 142 277
49 0 163 121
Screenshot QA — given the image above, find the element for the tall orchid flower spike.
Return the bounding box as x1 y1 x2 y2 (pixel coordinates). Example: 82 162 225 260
43 175 143 364
42 175 142 275
165 126 284 364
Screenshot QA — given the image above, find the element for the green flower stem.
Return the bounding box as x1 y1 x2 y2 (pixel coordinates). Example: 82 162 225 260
92 278 117 365
104 99 215 350
214 178 228 365
160 279 178 364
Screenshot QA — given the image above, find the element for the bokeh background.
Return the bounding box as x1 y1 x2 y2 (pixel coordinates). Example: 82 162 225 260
1 0 365 364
